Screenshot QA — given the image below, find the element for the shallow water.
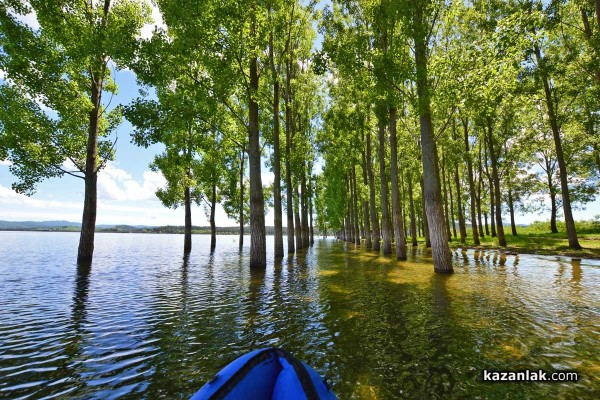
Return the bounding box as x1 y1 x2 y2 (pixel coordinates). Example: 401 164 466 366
0 232 598 399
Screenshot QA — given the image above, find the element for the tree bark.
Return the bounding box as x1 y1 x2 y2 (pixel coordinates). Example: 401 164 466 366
248 54 266 268
269 31 284 258
378 121 392 255
413 8 452 272
487 120 506 246
367 127 380 250
463 118 480 245
407 174 418 246
389 107 407 259
534 43 581 249
447 167 456 239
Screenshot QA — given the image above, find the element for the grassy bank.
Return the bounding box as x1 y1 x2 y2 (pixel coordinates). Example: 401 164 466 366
445 220 600 260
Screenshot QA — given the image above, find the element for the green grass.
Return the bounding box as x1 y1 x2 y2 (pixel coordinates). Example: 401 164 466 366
444 219 600 259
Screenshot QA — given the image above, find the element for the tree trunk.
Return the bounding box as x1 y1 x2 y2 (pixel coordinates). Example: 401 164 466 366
361 135 372 248
294 183 303 249
248 55 266 268
545 158 559 234
446 160 457 240
184 185 192 254
352 165 361 245
454 164 466 243
210 183 217 252
485 139 497 238
463 118 480 244
285 61 295 254
239 151 245 249
421 176 431 248
367 128 380 250
413 8 452 272
477 143 486 237
389 107 407 259
301 164 310 248
534 44 581 249
269 31 284 258
408 174 418 246
441 153 452 240
77 72 102 266
378 121 392 255
309 173 314 245
508 187 517 236
487 121 506 246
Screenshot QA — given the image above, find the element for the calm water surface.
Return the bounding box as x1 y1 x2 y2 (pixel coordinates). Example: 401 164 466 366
0 232 599 399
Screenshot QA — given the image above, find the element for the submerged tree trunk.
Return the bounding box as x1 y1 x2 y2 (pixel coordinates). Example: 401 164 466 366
487 120 506 247
413 9 452 272
463 118 480 245
309 173 314 245
484 138 497 238
77 72 103 266
184 185 192 254
378 121 392 255
408 174 418 246
455 163 466 244
367 128 380 250
446 161 457 240
210 183 217 252
248 54 266 268
389 107 407 260
441 154 452 240
361 136 372 248
269 31 284 258
239 151 245 249
352 165 361 245
294 183 303 249
420 176 431 248
477 144 486 237
285 61 295 254
534 43 581 249
301 165 310 248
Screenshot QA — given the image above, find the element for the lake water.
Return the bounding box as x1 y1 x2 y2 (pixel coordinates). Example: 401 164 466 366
0 232 599 399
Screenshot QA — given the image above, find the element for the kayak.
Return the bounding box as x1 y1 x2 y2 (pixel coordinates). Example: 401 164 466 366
190 348 337 400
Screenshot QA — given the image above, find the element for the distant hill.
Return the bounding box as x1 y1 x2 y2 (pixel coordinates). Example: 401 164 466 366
0 220 81 229
0 220 290 235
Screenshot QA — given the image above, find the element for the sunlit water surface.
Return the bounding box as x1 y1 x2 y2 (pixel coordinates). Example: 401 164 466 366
0 232 599 399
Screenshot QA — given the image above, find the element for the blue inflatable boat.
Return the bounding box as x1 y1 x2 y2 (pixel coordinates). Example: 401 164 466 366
190 348 337 400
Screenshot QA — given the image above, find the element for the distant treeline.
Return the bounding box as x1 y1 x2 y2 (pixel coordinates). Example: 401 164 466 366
0 225 301 235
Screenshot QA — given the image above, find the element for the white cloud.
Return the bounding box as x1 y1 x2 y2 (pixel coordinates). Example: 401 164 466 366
140 2 165 40
261 171 275 186
14 9 40 31
97 162 166 201
0 184 80 210
0 160 12 166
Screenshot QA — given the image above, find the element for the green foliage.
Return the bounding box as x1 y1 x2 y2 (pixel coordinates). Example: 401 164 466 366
0 0 151 194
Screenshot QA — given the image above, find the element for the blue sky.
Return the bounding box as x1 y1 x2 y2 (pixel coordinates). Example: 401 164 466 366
0 2 598 227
